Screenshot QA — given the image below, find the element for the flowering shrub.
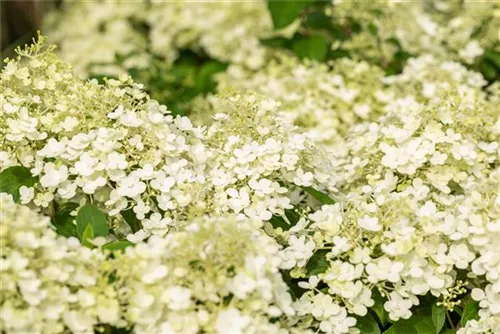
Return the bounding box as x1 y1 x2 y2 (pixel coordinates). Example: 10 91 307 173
277 95 500 333
0 194 296 333
328 1 500 70
1 1 500 333
0 37 335 243
211 53 486 152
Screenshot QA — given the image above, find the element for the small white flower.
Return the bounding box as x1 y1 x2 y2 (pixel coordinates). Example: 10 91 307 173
357 215 381 232
19 186 34 204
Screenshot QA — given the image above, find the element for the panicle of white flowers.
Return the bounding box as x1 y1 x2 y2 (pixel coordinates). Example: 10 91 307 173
43 1 151 77
146 1 279 70
457 314 500 334
0 36 211 237
273 94 500 331
0 38 337 243
214 54 386 149
44 1 295 77
114 214 296 334
0 194 299 334
327 0 499 66
0 194 114 334
212 52 486 156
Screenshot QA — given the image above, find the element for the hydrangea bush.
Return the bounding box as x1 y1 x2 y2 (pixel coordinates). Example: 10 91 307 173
0 37 335 243
0 195 297 334
1 1 500 333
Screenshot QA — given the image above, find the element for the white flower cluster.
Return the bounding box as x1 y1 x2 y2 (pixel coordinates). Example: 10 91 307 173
213 52 486 154
0 194 111 334
328 0 499 66
43 1 150 77
146 1 279 70
2 1 499 330
0 39 335 243
0 194 298 334
43 0 290 77
274 94 500 331
214 54 386 148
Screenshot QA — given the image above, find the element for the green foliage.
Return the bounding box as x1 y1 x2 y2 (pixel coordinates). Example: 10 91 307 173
267 1 308 29
121 208 142 233
305 249 329 276
292 35 328 61
0 166 38 203
81 223 95 248
269 208 301 231
355 313 381 334
479 49 500 82
102 240 134 252
431 304 446 334
371 290 389 326
384 298 444 334
460 296 480 326
52 202 79 238
302 186 335 205
76 204 109 239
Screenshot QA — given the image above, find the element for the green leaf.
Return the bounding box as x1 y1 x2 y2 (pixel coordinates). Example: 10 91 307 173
371 290 389 326
441 330 456 334
431 304 446 334
305 249 329 276
269 209 300 231
81 223 95 248
460 297 479 326
292 35 328 61
102 240 134 252
267 0 308 29
76 204 109 239
305 10 333 30
384 304 436 334
302 186 335 205
260 37 292 49
52 202 79 238
195 61 227 93
269 214 290 230
121 208 142 233
355 313 381 334
479 60 498 81
0 166 38 203
484 50 500 68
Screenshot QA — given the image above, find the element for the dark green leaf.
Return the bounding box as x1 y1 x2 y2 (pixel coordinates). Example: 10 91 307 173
371 290 389 326
195 61 227 93
479 60 498 81
305 249 329 275
292 35 328 61
460 297 479 326
81 223 95 248
355 313 381 334
269 209 300 231
76 204 109 239
432 304 446 334
269 214 290 230
441 330 456 334
267 0 308 29
282 270 307 300
384 304 436 334
260 37 292 49
53 202 79 238
484 50 500 68
0 166 38 203
305 11 333 30
302 186 335 204
102 240 134 252
121 208 142 233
